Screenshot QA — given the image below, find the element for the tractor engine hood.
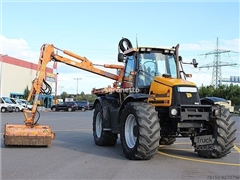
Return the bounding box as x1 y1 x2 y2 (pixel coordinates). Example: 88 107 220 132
148 76 198 107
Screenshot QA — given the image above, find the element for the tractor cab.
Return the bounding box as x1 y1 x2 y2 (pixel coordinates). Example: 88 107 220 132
118 46 180 93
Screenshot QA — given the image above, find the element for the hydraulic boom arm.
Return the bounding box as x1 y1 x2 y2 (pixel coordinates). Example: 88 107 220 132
24 44 124 127
4 43 124 147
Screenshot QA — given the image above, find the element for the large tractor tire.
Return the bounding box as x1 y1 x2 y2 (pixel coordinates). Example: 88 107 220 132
159 137 176 145
120 102 160 160
193 106 236 158
93 103 118 146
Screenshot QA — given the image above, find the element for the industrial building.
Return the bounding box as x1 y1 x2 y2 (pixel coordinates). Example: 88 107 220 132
0 54 56 108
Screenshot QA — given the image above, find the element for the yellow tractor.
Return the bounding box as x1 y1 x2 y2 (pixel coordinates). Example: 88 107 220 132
91 38 236 159
4 38 236 160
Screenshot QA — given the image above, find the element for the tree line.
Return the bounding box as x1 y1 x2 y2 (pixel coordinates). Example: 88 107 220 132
59 91 97 103
23 86 97 104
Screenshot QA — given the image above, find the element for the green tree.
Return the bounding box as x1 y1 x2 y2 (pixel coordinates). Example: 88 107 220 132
60 91 68 102
23 85 30 99
73 91 96 102
198 84 214 97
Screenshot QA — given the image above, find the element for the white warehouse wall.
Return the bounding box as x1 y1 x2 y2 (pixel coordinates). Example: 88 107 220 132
0 55 55 97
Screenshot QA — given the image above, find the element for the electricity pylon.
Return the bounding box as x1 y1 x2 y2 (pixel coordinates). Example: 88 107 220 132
198 37 237 88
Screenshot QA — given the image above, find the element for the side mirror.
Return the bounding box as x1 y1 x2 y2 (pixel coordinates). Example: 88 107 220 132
179 56 182 61
192 59 198 68
118 53 124 62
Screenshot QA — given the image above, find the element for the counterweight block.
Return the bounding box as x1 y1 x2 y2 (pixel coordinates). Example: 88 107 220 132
4 124 55 146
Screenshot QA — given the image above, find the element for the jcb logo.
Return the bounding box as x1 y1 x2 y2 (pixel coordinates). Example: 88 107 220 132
186 93 192 98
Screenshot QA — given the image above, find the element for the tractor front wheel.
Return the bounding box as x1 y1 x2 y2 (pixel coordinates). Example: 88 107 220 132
120 102 160 160
192 106 236 158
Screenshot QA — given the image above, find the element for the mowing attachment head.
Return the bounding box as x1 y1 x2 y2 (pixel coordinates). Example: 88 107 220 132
4 123 55 146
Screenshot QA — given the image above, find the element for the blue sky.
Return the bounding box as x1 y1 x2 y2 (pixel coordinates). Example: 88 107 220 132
1 1 239 94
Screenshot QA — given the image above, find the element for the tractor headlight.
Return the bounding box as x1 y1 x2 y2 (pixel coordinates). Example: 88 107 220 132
214 109 220 116
171 108 178 116
164 50 169 53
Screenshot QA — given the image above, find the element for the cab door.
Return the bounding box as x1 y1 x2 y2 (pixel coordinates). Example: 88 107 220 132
122 55 135 89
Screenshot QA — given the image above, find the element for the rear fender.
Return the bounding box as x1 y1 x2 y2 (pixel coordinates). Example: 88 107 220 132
93 96 120 128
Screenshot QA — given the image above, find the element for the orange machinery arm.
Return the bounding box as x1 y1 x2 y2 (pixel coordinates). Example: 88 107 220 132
24 44 124 127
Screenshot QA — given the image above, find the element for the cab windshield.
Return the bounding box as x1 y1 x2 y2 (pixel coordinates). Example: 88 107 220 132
138 51 177 78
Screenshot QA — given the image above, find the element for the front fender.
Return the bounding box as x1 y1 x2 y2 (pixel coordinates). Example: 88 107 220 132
200 97 229 105
117 93 149 122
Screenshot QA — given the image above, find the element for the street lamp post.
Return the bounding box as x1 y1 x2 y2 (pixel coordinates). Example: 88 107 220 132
74 78 82 95
54 73 59 104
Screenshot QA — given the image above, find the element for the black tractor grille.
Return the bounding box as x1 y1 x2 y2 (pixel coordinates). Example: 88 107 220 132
172 86 200 105
179 92 199 105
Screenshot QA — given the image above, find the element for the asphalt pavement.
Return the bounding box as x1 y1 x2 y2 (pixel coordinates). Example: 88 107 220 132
1 111 240 180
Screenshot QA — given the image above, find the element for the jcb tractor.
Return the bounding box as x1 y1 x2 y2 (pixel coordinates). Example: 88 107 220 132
3 38 236 160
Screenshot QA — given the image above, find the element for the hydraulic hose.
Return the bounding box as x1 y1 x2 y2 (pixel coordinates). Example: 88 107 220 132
118 38 133 52
41 79 52 95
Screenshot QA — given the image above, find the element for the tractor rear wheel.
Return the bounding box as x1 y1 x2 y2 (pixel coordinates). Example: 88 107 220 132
159 137 176 145
120 102 160 160
93 103 118 146
192 106 236 158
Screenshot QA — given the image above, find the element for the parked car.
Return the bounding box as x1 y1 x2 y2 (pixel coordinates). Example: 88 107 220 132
0 97 16 113
20 99 33 110
51 101 78 112
10 98 26 112
76 101 89 111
